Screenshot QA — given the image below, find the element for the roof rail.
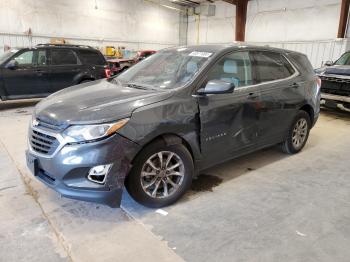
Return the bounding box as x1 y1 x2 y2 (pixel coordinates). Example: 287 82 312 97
36 43 93 49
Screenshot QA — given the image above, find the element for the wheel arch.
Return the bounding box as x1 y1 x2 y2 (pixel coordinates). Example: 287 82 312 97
299 104 314 124
131 133 196 165
78 77 95 84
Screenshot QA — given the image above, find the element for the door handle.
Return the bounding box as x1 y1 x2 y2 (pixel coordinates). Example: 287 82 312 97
247 92 259 99
289 82 300 88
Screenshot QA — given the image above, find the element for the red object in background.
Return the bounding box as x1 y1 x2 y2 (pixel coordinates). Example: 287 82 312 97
107 50 156 75
104 68 111 79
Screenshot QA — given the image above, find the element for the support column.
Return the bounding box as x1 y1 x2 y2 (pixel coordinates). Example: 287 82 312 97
235 0 248 41
338 0 350 38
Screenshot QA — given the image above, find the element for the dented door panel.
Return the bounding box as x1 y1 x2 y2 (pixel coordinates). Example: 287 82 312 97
197 86 261 164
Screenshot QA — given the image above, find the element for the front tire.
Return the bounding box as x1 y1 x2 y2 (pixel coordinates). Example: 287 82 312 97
281 110 311 154
126 140 194 208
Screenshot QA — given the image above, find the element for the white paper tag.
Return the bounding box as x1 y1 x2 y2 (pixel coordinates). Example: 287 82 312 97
189 51 212 58
155 209 168 216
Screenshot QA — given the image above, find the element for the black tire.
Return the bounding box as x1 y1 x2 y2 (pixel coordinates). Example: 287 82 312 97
79 79 93 84
126 139 194 208
281 110 311 154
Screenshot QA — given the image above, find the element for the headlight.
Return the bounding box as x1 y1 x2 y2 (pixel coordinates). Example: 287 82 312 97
63 118 129 143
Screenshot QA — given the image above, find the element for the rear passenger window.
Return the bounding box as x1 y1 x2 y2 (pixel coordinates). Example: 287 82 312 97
37 50 47 66
254 51 295 83
78 50 106 65
51 49 78 65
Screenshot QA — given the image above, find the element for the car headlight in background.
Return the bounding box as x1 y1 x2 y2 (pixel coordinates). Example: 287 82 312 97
63 118 129 143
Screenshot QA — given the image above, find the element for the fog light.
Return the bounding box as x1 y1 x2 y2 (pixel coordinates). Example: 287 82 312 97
87 164 112 184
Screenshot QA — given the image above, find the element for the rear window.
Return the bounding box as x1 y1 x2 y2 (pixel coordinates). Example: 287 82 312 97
78 50 106 65
51 49 78 65
253 51 295 83
288 53 314 75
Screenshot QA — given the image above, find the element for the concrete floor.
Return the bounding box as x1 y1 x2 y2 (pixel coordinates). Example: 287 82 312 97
0 100 350 262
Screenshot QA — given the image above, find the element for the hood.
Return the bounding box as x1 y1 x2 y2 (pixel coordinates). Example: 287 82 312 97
34 79 172 128
321 65 350 76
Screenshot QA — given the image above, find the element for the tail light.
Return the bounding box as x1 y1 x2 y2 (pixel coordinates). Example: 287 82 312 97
316 76 322 88
105 68 111 79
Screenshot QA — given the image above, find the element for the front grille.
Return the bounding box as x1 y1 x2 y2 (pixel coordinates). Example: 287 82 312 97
320 76 350 97
320 76 350 83
30 128 60 155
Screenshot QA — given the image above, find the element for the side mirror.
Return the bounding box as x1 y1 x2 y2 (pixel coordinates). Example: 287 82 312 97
5 59 18 70
324 60 333 66
197 79 235 95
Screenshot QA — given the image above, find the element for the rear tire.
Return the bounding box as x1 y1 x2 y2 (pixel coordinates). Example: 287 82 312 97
126 139 194 208
281 110 311 154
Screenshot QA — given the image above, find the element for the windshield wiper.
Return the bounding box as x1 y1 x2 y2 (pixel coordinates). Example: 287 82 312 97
126 83 149 90
126 82 160 91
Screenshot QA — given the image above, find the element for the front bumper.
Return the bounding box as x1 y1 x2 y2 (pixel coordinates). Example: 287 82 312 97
26 133 140 207
321 93 350 112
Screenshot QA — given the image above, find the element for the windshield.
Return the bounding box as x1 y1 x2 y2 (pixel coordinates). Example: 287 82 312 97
335 52 350 65
117 49 212 89
0 50 18 64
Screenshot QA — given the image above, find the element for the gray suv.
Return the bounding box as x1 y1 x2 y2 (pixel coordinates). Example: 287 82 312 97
26 44 320 208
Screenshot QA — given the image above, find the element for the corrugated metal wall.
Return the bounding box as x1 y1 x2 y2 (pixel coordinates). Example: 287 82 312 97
0 32 177 54
2 32 348 69
250 39 350 68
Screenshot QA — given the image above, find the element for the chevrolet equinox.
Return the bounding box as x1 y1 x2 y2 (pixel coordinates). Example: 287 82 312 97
26 44 321 208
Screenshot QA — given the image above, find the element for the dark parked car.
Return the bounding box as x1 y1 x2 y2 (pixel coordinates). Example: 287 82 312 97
0 44 110 101
26 44 320 208
107 50 156 75
315 52 350 112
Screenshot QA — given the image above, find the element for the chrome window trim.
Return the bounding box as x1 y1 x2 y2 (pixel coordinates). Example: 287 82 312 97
219 54 300 92
193 51 300 95
248 52 300 88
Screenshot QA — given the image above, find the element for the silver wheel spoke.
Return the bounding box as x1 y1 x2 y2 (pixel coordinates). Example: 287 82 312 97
144 177 158 189
141 171 157 177
167 171 184 177
165 152 174 168
158 152 163 168
147 159 159 171
152 180 161 197
167 162 180 171
162 180 169 196
167 178 179 189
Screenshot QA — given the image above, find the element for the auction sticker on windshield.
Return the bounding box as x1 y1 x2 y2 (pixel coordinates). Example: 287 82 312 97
189 51 212 58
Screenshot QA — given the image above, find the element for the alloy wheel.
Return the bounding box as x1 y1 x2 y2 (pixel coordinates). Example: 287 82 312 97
292 118 308 149
140 151 185 199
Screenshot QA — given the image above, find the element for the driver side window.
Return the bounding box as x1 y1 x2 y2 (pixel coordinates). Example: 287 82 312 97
206 51 253 88
14 51 35 67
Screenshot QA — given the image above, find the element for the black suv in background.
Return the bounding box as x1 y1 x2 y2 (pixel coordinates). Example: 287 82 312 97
0 44 109 101
315 52 350 112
